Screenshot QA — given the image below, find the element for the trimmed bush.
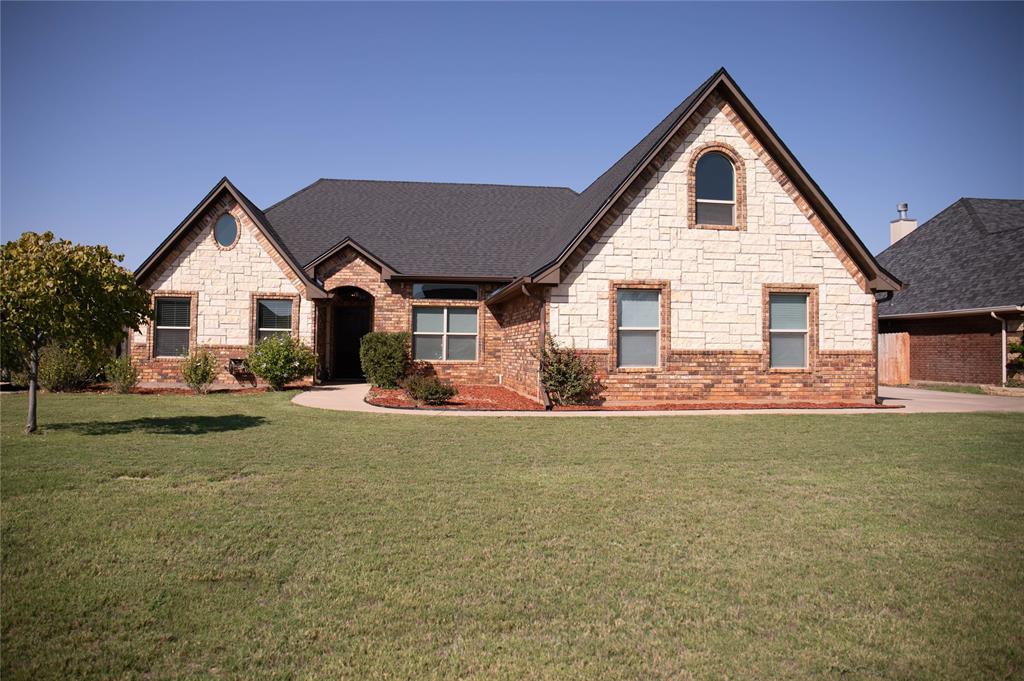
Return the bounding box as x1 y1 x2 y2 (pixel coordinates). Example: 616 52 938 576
105 355 139 394
538 337 599 405
360 332 410 388
247 335 317 391
403 374 457 405
37 345 100 392
181 348 218 395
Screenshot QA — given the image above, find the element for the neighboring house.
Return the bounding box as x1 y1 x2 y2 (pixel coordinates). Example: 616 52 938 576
876 199 1024 385
132 68 899 404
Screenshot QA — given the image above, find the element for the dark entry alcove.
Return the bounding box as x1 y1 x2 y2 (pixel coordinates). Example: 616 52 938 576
330 287 373 380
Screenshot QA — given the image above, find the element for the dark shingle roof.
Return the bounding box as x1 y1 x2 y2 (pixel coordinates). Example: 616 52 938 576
876 198 1024 316
261 72 721 280
263 179 578 278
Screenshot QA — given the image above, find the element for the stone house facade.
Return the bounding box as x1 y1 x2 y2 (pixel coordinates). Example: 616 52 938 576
133 69 900 404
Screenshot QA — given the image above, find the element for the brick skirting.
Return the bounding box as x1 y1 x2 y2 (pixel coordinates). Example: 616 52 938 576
576 348 876 403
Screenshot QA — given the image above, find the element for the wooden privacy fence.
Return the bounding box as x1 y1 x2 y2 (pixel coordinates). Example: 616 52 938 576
878 332 910 385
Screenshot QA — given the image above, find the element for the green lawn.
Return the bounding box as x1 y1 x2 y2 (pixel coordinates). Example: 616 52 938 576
2 393 1023 680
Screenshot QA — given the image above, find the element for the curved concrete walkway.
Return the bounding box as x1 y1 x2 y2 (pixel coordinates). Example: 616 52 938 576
292 383 1024 417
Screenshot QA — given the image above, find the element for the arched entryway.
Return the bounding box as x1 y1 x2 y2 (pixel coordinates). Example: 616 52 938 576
329 286 373 380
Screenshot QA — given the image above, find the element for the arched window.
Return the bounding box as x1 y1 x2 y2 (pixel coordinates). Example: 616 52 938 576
214 213 238 248
695 152 735 226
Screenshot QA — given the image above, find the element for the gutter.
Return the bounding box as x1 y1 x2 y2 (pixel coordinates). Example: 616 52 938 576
878 305 1024 321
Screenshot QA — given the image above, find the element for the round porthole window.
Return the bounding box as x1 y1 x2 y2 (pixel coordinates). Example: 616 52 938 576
214 214 238 247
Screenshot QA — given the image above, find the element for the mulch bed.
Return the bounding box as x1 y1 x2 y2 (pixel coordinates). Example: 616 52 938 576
366 385 902 411
367 385 545 411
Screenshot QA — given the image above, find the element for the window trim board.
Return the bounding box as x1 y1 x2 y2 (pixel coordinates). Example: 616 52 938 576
762 284 818 372
149 291 198 359
609 281 672 373
249 293 301 345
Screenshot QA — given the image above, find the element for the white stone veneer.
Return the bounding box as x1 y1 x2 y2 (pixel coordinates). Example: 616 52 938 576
549 105 875 352
135 202 313 347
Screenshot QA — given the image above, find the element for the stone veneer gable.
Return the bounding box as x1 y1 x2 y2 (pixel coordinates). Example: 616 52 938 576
549 98 875 355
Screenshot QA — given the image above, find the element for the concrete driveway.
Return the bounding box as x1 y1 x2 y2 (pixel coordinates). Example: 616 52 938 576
292 383 1024 416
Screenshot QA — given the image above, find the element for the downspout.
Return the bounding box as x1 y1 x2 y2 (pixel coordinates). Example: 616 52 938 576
991 311 1007 386
522 284 553 410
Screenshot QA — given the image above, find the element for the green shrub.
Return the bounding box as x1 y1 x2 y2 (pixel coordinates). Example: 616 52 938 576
105 355 139 393
246 335 317 391
359 332 410 388
181 348 218 395
538 337 599 405
403 374 457 405
37 345 100 392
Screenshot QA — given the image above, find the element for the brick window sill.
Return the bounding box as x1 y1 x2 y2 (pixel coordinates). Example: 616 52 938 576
692 222 745 231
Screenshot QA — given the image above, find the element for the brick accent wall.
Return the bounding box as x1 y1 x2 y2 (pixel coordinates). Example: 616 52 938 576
579 349 875 403
314 247 506 386
492 293 544 401
879 315 1012 385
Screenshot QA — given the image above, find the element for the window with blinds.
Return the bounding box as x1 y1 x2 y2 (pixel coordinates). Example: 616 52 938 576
256 299 293 341
154 298 191 357
617 289 660 368
769 293 808 368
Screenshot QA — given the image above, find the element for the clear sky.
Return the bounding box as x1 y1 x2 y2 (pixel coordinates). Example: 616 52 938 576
2 1 1021 267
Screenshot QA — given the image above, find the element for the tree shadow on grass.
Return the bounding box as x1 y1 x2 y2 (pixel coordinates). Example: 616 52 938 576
47 414 266 436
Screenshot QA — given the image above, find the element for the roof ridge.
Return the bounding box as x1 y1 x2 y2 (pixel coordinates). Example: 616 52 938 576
313 177 578 193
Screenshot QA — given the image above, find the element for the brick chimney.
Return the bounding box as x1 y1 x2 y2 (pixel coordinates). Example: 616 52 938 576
890 202 917 245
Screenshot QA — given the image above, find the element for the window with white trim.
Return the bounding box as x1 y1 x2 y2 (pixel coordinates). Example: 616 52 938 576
413 306 478 361
695 151 735 226
617 289 660 368
154 297 191 357
769 293 809 368
256 299 292 342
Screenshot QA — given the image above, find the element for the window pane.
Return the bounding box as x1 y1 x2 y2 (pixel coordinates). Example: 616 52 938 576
770 294 808 330
154 328 189 357
447 335 477 361
695 152 735 201
257 329 290 342
413 334 443 360
215 214 238 247
155 298 190 327
413 283 478 300
618 330 658 367
258 299 292 330
770 332 806 368
696 201 734 226
412 307 444 332
618 290 659 328
447 307 478 334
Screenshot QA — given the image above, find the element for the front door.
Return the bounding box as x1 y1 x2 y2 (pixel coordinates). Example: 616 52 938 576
332 305 371 380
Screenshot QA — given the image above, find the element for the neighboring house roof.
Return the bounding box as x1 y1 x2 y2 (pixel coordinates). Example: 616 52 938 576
876 198 1024 318
263 179 578 279
136 68 899 295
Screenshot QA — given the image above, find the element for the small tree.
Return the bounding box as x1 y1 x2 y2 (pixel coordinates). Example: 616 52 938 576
246 335 317 390
1 232 152 433
538 337 600 405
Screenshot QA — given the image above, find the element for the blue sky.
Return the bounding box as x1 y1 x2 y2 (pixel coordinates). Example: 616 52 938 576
2 2 1021 267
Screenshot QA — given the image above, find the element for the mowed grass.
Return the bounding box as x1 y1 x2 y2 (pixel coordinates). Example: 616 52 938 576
2 393 1023 680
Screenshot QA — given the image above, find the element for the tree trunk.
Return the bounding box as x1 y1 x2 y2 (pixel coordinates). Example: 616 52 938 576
25 348 38 434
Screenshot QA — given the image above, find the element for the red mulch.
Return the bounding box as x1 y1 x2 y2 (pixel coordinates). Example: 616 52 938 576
366 385 901 411
367 385 545 411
